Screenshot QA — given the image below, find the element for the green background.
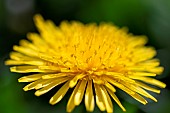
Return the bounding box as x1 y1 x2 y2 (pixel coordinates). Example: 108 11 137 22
0 0 170 113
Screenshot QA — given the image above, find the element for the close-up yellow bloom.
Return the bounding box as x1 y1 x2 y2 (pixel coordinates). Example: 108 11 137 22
5 15 166 113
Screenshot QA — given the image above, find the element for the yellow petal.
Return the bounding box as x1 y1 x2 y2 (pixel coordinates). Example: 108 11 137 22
130 76 166 88
34 14 46 32
85 80 95 112
128 36 147 48
129 72 156 77
34 79 53 90
42 73 69 79
27 33 48 49
107 74 135 83
69 74 85 88
67 80 81 112
74 80 87 105
130 93 148 105
94 84 105 111
50 81 70 105
147 67 164 75
105 82 116 92
138 59 160 67
9 52 39 61
5 60 46 66
23 79 46 91
105 77 135 95
100 85 113 113
13 45 38 57
38 66 60 71
106 88 126 111
9 52 24 61
18 73 43 82
106 77 147 104
19 39 37 50
35 77 69 96
127 83 157 102
10 66 56 73
135 81 160 93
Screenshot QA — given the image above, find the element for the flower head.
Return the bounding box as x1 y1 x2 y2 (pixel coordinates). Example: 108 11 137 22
5 15 166 113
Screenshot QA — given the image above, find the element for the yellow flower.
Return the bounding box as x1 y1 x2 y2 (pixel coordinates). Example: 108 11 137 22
5 15 166 113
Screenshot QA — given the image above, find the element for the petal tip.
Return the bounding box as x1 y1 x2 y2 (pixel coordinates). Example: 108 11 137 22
10 67 16 72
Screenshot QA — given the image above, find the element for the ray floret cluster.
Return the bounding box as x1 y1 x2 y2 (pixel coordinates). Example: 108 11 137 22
5 15 166 113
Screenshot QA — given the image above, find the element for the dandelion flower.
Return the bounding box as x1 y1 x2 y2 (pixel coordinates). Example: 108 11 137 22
5 15 166 113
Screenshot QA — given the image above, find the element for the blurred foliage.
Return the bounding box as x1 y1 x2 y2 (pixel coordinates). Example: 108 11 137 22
0 0 170 113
